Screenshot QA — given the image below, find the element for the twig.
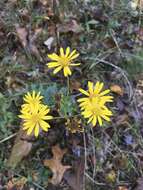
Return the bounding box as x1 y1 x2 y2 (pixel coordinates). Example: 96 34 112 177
95 58 133 100
83 131 88 190
85 172 106 186
89 127 96 179
0 133 17 144
32 182 46 190
110 29 123 57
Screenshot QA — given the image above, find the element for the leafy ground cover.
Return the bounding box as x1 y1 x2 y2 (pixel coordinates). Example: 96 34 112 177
0 0 143 189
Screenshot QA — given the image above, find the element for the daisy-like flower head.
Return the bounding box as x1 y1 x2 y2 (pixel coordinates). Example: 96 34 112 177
19 104 53 137
81 98 113 126
77 81 113 110
47 47 80 77
22 91 43 112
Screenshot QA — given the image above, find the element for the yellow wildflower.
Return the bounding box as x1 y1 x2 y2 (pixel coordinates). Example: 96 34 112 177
77 81 113 110
22 91 43 112
81 99 113 126
19 104 53 137
47 47 80 77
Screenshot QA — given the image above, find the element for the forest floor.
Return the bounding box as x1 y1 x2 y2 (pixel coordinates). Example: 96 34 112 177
0 0 143 190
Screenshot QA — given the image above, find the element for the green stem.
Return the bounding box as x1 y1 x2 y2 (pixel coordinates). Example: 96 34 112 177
67 77 70 96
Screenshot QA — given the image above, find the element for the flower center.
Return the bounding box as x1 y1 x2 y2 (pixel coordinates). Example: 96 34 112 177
89 98 102 116
31 114 40 124
59 57 70 66
89 96 101 103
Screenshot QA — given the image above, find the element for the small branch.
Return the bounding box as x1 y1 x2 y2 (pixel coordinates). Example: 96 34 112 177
110 29 123 57
94 58 133 101
0 133 17 144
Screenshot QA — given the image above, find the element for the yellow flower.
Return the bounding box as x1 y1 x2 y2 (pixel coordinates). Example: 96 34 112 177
22 91 43 112
19 104 53 137
81 99 113 126
47 47 80 77
77 81 113 110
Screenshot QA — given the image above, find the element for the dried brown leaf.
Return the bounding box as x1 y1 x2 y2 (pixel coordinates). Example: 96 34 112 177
58 19 83 34
44 144 71 185
117 186 128 190
7 128 32 168
7 177 27 190
15 26 28 48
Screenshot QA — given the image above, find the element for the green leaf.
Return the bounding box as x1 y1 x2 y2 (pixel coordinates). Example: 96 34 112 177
59 95 77 117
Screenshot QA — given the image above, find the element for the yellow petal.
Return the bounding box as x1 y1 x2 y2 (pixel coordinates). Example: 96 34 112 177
70 63 81 66
48 53 59 61
63 66 71 77
79 88 89 96
66 47 70 57
42 115 53 120
19 114 31 119
88 81 94 94
68 50 77 58
92 116 97 126
82 110 92 118
101 115 111 121
32 91 36 99
70 53 79 60
47 62 60 68
77 97 88 102
60 47 64 57
94 81 100 94
97 116 103 126
23 123 31 130
34 123 39 137
40 120 51 131
53 66 62 74
96 82 104 94
27 124 35 135
87 116 93 124
100 89 110 96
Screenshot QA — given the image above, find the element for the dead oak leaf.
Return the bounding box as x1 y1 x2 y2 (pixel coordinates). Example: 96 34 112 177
44 145 71 185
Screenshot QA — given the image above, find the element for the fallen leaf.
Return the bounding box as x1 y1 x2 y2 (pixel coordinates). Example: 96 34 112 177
44 36 54 50
117 186 128 190
110 84 124 96
58 19 83 34
16 25 42 60
29 28 42 60
15 25 28 48
7 177 27 190
44 144 71 185
7 128 32 168
70 80 81 91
